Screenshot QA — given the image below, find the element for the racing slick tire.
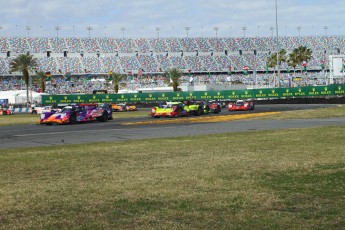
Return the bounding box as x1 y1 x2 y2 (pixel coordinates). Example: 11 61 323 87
69 113 77 125
205 105 210 114
196 106 203 116
97 111 108 122
176 109 182 117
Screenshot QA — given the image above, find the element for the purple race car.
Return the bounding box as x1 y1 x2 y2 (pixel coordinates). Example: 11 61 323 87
40 104 112 125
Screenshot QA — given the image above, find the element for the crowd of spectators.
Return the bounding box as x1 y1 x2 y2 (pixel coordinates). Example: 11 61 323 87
1 36 344 75
1 36 345 96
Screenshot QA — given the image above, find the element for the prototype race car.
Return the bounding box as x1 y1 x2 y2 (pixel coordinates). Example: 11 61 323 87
40 104 112 125
125 104 137 111
0 106 13 115
208 101 222 113
185 100 209 116
150 102 189 118
85 103 113 122
112 103 137 112
29 105 57 114
228 99 255 111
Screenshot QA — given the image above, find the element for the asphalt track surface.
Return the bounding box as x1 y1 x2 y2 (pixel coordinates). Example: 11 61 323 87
1 104 344 149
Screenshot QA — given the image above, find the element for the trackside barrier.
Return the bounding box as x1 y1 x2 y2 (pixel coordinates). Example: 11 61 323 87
11 108 30 113
41 84 345 105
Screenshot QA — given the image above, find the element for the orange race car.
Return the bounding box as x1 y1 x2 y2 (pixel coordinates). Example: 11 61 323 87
112 103 137 112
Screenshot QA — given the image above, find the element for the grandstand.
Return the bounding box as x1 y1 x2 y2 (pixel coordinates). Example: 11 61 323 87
1 36 345 95
0 36 344 76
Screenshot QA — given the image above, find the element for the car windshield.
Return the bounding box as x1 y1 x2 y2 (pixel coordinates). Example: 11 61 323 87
61 107 73 113
85 105 97 110
76 107 87 112
236 101 244 106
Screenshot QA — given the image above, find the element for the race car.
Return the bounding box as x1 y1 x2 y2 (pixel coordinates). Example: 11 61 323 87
124 103 137 111
112 103 137 112
29 105 57 114
150 102 189 118
208 101 222 114
83 103 113 122
40 104 112 125
0 106 13 115
228 99 255 111
185 100 209 116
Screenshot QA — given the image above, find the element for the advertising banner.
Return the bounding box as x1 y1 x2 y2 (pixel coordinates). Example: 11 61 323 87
41 84 345 105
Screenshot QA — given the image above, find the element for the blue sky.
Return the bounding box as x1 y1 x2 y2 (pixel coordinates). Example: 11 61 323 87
0 0 344 38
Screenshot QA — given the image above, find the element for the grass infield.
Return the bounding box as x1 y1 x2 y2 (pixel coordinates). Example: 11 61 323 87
1 126 345 229
256 104 345 120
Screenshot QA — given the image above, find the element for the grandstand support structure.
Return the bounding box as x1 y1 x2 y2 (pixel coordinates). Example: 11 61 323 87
329 55 345 84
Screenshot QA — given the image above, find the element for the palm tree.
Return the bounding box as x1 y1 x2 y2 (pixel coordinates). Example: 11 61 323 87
166 68 182 92
267 53 277 74
267 49 288 71
36 71 46 93
111 72 126 94
10 54 38 106
288 52 299 74
291 46 313 73
267 49 288 87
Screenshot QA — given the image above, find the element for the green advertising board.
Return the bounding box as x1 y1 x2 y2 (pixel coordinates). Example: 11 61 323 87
41 84 345 105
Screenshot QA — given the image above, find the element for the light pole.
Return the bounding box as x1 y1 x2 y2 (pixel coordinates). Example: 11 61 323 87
270 26 274 37
323 26 328 36
155 26 161 38
184 26 191 38
213 26 219 38
275 0 280 87
54 25 61 38
257 26 260 37
26 25 31 37
0 25 2 36
297 25 301 37
86 25 93 38
171 26 175 36
40 25 43 37
120 26 126 38
242 26 247 38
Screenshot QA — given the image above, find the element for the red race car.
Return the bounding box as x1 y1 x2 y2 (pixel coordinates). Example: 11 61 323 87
208 101 222 114
0 106 13 115
228 99 255 111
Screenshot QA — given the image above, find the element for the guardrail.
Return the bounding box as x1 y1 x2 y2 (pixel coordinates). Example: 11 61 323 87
11 108 30 113
41 84 345 105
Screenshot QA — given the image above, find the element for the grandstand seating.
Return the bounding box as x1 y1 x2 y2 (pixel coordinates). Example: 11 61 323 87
0 36 343 76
